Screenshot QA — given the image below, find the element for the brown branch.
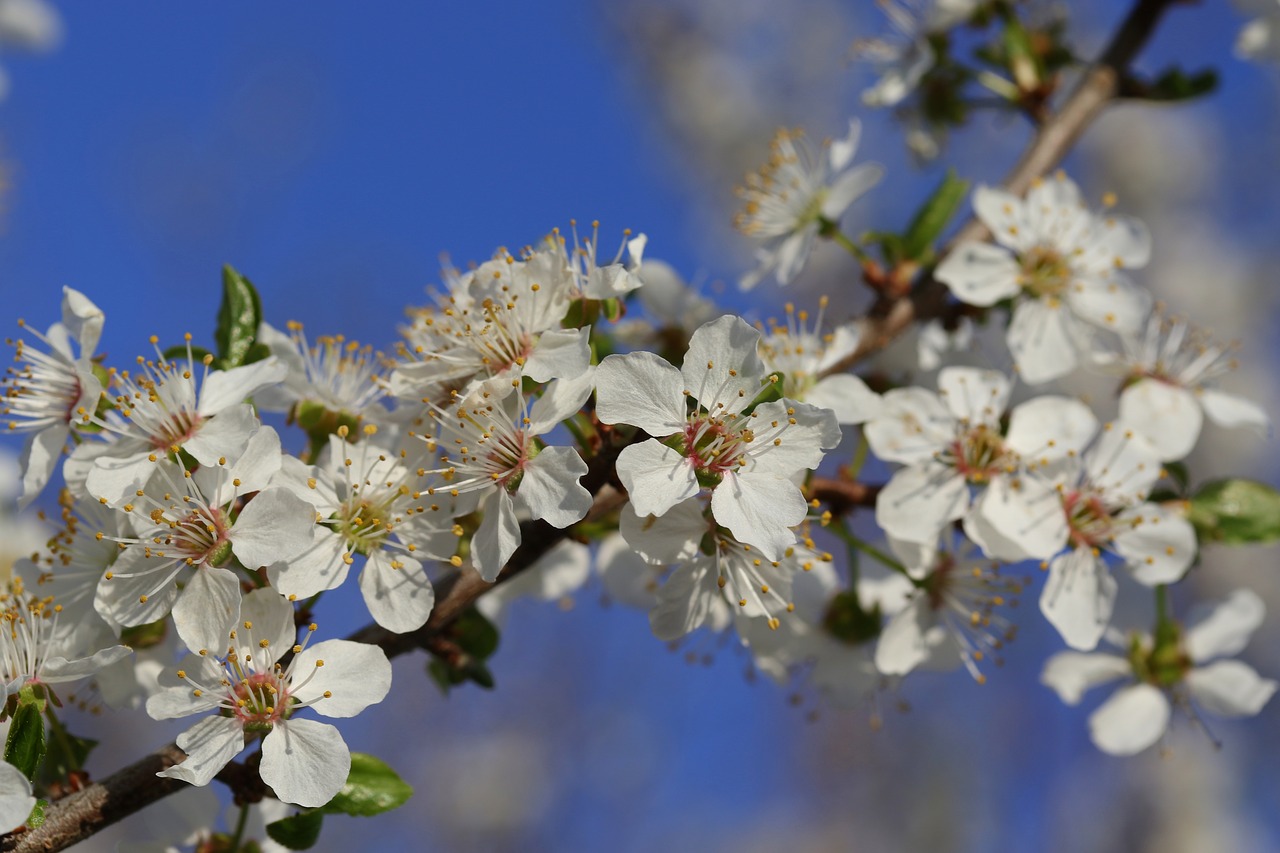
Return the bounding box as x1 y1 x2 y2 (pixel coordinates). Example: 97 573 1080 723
834 0 1182 370
807 477 881 514
3 2 1186 848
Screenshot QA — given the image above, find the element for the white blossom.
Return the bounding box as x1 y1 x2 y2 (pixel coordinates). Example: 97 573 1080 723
1234 0 1280 60
2 287 105 506
597 316 840 560
935 173 1152 384
735 120 884 289
1106 312 1269 461
1042 588 1278 755
147 588 392 807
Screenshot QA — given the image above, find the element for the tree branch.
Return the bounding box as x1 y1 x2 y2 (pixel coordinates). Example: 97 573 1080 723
836 0 1181 369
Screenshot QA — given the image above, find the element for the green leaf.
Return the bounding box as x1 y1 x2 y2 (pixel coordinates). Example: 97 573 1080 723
161 343 215 364
319 753 413 818
452 607 500 661
215 265 264 369
26 799 47 829
266 810 324 850
4 703 46 782
1163 461 1190 494
38 730 97 787
902 169 971 261
1143 67 1218 102
1188 479 1280 545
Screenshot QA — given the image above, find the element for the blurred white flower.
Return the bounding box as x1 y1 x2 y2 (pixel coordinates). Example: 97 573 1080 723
735 120 883 289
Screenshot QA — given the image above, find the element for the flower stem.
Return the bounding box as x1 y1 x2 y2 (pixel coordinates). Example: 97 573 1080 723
828 520 911 580
825 227 871 264
228 801 251 852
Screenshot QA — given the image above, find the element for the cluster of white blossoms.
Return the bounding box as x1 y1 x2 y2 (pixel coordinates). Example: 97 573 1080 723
0 155 1274 842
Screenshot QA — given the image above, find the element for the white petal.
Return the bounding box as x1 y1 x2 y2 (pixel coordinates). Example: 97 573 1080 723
710 471 804 561
197 358 288 416
1005 396 1099 462
743 399 840 476
827 118 862 172
615 440 698 518
1007 299 1080 385
16 424 66 509
972 185 1028 250
1088 683 1170 756
524 328 591 383
1040 548 1117 651
159 716 246 787
1084 425 1162 504
1186 660 1278 717
774 228 816 285
61 286 104 354
937 367 1011 425
146 686 221 720
528 369 596 435
1040 652 1130 705
183 403 259 467
874 463 968 546
1094 214 1151 269
934 241 1021 306
804 374 881 425
1113 504 1196 585
173 567 242 654
471 490 521 583
593 353 687 436
1065 274 1151 336
649 558 717 641
40 645 133 684
520 447 591 528
292 639 392 718
820 162 884 220
85 449 156 507
596 534 661 608
681 316 767 413
864 387 954 465
231 488 316 570
1118 379 1202 461
618 499 706 565
261 719 351 808
874 597 932 676
1199 388 1271 433
268 529 350 599
1185 588 1266 663
359 551 434 633
0 762 35 831
236 587 297 665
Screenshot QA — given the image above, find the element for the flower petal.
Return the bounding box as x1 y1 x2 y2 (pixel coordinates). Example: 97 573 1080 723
710 471 804 561
520 446 591 528
1186 660 1278 717
615 440 698 519
937 367 1010 425
1087 683 1169 756
1040 651 1130 705
935 241 1021 307
197 358 288 417
524 328 590 383
471 490 522 583
1118 379 1202 461
593 352 686 436
159 716 246 787
1040 547 1116 651
261 718 351 808
292 639 392 718
359 551 434 633
1113 503 1196 586
0 761 36 831
231 488 316 570
173 566 242 653
1199 388 1270 434
1007 298 1080 385
1184 588 1266 663
820 162 883 220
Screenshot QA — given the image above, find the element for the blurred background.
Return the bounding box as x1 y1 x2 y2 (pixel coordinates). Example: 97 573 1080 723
2 1 1279 850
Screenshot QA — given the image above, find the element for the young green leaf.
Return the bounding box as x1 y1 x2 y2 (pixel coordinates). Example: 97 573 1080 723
4 704 46 782
319 753 414 818
266 810 325 850
902 169 970 261
215 265 264 369
1187 479 1280 545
